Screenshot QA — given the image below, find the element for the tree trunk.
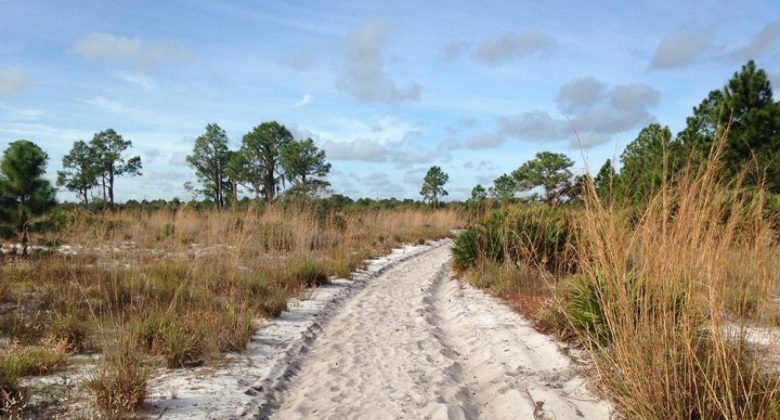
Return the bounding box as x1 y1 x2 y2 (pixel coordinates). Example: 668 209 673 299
108 169 115 209
21 224 29 258
102 175 107 203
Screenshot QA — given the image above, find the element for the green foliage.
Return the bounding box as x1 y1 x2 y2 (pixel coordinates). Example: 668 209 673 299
489 174 517 202
678 60 780 192
57 140 100 205
452 219 504 271
420 166 449 207
563 274 610 346
280 138 331 196
0 140 57 244
470 184 487 203
511 152 574 203
187 123 231 207
89 129 142 207
619 123 674 203
288 258 329 287
240 121 294 202
453 206 576 274
593 159 617 200
561 271 688 348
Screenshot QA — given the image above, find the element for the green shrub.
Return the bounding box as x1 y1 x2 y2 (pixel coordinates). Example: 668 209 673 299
260 288 289 318
453 206 576 274
561 271 688 347
161 321 205 368
289 258 329 287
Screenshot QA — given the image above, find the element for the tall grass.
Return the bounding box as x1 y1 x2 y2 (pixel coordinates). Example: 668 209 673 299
0 205 462 415
454 131 780 418
570 133 780 418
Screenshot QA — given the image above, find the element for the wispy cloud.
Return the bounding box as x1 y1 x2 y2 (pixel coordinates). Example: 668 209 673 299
71 32 186 71
293 94 313 107
729 20 780 62
0 102 42 121
79 96 162 123
650 28 716 70
322 138 388 161
335 21 421 104
116 71 155 90
0 68 28 95
475 31 557 64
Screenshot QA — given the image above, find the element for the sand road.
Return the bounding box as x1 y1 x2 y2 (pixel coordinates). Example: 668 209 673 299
268 241 612 420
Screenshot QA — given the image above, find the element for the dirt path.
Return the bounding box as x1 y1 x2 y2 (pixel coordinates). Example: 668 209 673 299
269 241 612 419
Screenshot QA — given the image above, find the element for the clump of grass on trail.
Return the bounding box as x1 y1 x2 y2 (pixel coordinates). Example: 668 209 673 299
454 136 780 418
0 205 462 415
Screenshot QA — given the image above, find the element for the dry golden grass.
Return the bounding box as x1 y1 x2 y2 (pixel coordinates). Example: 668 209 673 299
571 135 780 419
0 205 462 414
455 132 780 418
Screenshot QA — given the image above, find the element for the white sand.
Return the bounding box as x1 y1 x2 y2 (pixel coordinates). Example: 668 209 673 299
270 242 612 420
145 239 612 419
145 240 450 419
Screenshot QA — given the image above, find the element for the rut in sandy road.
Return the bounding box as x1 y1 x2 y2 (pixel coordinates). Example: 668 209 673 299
269 241 611 419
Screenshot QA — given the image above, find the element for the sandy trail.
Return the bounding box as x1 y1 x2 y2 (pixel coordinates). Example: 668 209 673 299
270 241 612 420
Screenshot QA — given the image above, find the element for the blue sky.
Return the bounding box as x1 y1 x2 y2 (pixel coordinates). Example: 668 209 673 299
0 0 778 202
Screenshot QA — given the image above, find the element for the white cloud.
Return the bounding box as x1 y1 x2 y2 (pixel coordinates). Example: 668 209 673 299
609 83 660 112
729 21 780 62
322 138 388 161
403 168 426 185
293 94 313 107
72 32 186 71
475 31 557 64
498 111 568 141
116 71 155 90
79 96 167 124
466 132 506 149
650 28 715 70
335 22 421 104
0 102 42 121
0 68 28 95
474 78 659 149
73 33 142 63
556 77 605 112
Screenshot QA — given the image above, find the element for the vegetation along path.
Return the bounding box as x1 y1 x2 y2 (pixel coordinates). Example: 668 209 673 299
265 240 611 419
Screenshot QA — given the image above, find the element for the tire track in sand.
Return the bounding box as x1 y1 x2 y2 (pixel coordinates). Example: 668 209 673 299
269 240 611 419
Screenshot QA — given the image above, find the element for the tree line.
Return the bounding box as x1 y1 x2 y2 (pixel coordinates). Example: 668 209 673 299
469 60 780 206
184 121 330 208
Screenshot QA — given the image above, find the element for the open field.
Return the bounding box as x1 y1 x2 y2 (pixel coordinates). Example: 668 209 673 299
0 205 462 417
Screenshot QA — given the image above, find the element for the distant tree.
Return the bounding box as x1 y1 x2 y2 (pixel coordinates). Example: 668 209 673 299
512 152 574 203
241 122 293 202
489 174 517 202
620 123 673 202
593 159 617 200
57 140 99 205
90 129 142 208
0 140 56 255
186 123 230 208
280 138 331 196
470 184 487 202
228 146 262 200
223 150 241 207
678 60 780 191
420 166 449 207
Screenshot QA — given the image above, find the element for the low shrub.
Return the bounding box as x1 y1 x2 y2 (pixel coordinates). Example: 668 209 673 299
88 338 148 414
0 338 68 412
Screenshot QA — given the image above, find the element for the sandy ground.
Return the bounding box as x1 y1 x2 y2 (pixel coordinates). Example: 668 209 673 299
269 242 612 420
143 238 612 419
